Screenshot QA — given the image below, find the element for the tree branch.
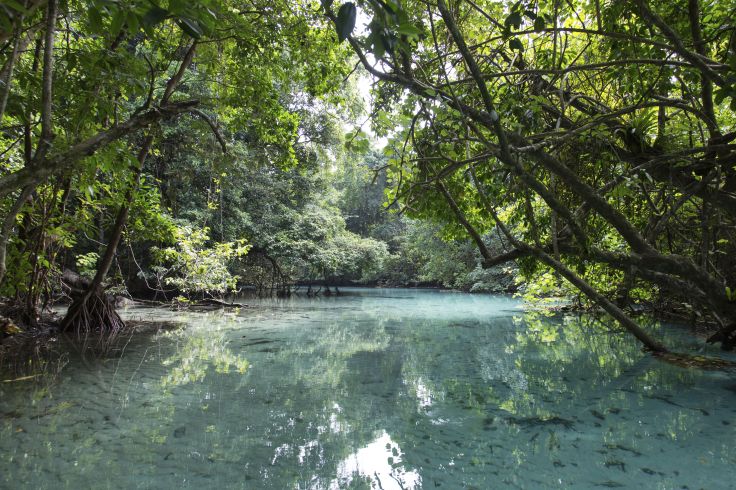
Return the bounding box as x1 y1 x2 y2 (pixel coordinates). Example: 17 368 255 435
191 108 227 154
632 0 726 87
0 100 199 200
32 0 57 164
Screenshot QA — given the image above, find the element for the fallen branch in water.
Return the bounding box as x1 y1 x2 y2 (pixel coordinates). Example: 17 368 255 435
2 374 41 383
173 298 248 310
654 351 736 370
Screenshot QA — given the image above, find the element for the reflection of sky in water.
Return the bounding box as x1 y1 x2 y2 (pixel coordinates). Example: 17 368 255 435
1 288 735 489
333 432 421 490
413 378 433 409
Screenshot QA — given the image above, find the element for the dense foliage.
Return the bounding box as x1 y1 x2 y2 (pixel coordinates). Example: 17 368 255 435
0 0 355 328
322 0 736 351
0 0 490 333
1 0 735 353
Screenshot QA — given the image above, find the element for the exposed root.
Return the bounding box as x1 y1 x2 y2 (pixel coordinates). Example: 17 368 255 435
62 291 126 352
706 324 736 351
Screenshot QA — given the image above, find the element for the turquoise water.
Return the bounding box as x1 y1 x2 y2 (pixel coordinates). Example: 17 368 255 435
1 288 735 489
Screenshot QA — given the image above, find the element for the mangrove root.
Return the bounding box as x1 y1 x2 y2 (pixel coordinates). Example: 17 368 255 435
62 290 125 342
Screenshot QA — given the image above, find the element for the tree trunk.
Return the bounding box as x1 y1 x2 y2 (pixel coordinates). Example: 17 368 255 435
60 42 197 334
60 136 153 333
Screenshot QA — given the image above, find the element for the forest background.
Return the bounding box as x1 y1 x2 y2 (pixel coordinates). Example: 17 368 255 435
0 0 735 353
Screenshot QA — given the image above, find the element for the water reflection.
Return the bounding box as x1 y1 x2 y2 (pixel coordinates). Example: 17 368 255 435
0 289 735 489
160 326 249 388
333 431 421 490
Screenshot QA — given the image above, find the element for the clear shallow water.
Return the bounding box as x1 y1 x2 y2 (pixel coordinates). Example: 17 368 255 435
1 288 735 489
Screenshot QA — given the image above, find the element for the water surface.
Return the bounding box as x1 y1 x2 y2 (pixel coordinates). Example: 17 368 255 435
1 288 735 489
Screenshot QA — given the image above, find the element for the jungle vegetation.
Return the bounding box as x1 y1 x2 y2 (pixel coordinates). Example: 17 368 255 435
0 0 735 352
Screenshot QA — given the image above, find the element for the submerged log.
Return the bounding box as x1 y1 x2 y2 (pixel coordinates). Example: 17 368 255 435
177 298 247 309
655 351 736 370
199 298 246 307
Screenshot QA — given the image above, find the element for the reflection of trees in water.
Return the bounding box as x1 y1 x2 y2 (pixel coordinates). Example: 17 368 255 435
143 308 406 488
262 311 410 488
2 304 735 489
280 312 392 389
382 309 736 487
160 329 249 388
0 335 67 383
119 308 736 488
511 312 710 393
0 311 257 488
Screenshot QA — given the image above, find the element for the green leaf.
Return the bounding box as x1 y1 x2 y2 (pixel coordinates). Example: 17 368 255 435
336 2 357 42
610 183 632 198
143 5 169 28
368 31 385 58
533 16 545 31
321 0 334 8
3 0 26 12
88 7 103 32
168 0 186 14
714 88 728 106
728 53 736 70
381 32 397 54
110 11 125 35
509 38 524 51
0 17 10 35
177 17 204 38
504 11 522 29
397 22 421 38
383 0 399 15
126 11 140 34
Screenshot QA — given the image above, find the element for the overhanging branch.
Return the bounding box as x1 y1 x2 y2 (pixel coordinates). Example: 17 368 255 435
0 100 199 199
